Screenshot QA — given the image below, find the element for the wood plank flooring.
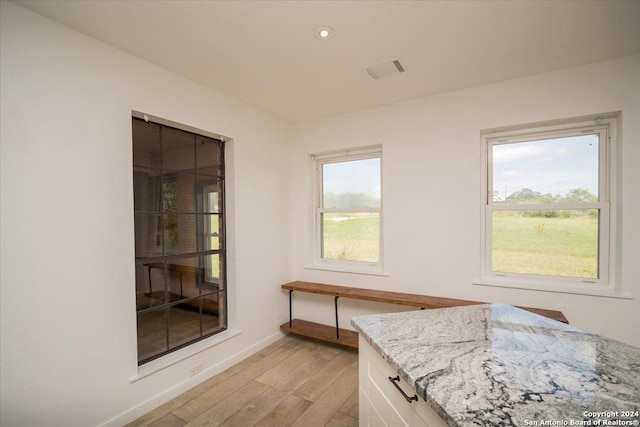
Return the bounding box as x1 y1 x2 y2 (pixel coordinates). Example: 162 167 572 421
126 335 359 427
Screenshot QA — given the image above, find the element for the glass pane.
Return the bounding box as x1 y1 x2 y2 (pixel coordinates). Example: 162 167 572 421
492 134 599 204
196 178 222 213
492 210 598 278
197 137 223 176
198 215 220 251
133 167 162 212
163 214 196 255
163 256 201 299
168 304 201 350
199 254 222 291
134 214 162 258
162 127 195 171
163 172 196 213
162 175 177 213
132 119 161 168
323 158 381 208
322 212 379 262
135 262 166 310
202 292 224 334
137 309 167 363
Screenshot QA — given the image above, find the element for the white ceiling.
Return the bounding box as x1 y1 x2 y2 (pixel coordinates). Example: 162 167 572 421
15 0 640 123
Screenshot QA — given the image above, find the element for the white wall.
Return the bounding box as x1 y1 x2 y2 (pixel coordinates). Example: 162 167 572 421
0 2 291 426
290 54 640 347
2 2 639 425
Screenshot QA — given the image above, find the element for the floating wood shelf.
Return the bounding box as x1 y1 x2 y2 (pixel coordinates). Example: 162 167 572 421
280 319 359 348
281 281 569 349
283 281 568 324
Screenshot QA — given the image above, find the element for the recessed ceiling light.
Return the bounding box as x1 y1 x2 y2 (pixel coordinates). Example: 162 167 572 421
315 26 334 40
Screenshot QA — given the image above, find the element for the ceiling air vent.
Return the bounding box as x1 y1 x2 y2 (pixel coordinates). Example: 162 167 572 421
366 59 405 80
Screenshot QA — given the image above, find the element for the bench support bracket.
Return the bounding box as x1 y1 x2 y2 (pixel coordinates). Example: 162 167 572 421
289 289 293 328
334 296 340 339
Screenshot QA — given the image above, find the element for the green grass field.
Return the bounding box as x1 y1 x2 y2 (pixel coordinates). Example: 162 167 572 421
322 213 379 262
492 214 598 278
322 212 598 278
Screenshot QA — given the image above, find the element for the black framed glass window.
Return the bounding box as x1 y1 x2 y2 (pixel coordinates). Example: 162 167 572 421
132 117 227 365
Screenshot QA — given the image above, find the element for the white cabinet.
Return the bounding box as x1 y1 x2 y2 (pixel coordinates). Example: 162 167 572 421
358 336 448 427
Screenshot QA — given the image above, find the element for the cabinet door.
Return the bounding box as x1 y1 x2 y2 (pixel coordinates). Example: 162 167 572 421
360 387 387 427
358 336 448 427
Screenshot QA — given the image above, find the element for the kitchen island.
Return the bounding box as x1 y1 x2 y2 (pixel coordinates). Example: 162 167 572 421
351 303 640 427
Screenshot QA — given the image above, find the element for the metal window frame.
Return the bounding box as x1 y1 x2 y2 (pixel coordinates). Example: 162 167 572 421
132 116 228 366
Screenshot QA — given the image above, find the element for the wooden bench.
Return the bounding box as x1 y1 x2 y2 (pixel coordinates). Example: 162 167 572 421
280 281 568 348
141 262 222 315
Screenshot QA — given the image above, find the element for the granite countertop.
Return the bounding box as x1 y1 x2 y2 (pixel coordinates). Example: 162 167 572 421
351 303 640 427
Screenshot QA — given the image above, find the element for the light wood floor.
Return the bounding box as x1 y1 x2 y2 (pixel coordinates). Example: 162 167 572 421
127 334 359 427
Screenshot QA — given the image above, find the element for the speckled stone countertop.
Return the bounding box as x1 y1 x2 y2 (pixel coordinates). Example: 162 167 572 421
351 303 640 427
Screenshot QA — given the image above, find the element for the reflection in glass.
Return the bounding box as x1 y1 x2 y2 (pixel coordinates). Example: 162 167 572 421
322 212 379 262
197 137 222 176
163 172 197 213
322 158 381 208
134 214 162 258
135 262 166 310
132 120 161 168
198 215 220 251
168 305 201 350
163 256 201 300
196 178 221 213
162 179 177 213
163 215 197 255
162 127 195 171
199 254 222 291
133 167 162 212
202 292 224 334
492 209 599 278
209 192 219 213
163 215 179 253
137 309 167 362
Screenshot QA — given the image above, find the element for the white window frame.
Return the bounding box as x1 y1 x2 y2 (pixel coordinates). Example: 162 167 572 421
309 146 384 275
477 114 621 297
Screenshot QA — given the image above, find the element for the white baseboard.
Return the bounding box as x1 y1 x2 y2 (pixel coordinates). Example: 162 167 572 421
99 330 286 427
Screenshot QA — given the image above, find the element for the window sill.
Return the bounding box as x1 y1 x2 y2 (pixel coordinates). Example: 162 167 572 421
129 329 242 383
304 263 389 277
473 279 632 299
